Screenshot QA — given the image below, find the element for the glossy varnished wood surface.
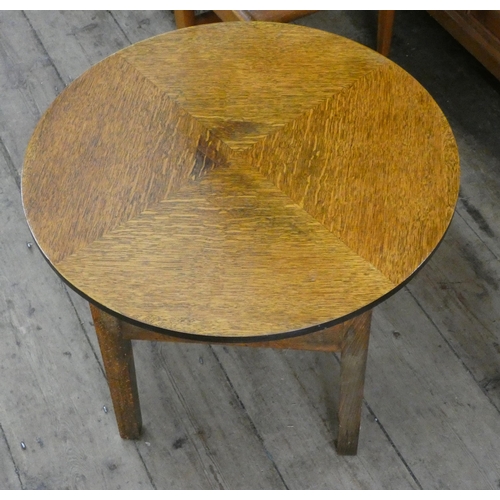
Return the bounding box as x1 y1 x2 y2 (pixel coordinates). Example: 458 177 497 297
22 22 460 338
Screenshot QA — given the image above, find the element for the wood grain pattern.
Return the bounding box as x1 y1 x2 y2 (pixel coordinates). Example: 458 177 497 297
121 23 387 148
22 55 229 264
246 62 460 284
58 160 393 336
22 22 460 339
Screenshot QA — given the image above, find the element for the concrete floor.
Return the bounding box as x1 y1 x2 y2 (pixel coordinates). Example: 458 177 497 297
1 10 500 489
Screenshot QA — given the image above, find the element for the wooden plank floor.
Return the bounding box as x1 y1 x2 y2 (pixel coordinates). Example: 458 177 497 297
1 10 500 489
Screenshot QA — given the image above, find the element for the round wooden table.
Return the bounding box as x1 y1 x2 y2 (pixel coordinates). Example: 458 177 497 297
22 22 460 455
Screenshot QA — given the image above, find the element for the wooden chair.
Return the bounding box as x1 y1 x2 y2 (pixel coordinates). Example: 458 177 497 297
174 10 395 56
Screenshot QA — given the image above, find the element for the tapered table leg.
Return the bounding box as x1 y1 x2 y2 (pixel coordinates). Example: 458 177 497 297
90 304 142 439
336 311 371 455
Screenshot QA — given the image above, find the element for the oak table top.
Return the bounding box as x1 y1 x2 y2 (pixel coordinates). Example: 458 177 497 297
22 22 460 339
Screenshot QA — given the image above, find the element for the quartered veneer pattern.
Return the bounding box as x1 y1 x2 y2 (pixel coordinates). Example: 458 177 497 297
22 22 459 339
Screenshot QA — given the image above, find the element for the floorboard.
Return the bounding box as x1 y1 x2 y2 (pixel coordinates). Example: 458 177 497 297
0 422 21 489
130 341 288 489
368 292 500 489
407 216 500 410
0 11 60 170
213 346 419 489
24 10 129 84
109 10 176 43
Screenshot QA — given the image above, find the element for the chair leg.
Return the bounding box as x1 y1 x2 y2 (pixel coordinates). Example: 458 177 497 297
377 10 395 57
336 310 371 455
174 10 221 29
90 304 142 439
174 10 196 28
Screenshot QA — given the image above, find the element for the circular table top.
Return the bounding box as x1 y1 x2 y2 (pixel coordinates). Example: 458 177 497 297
22 22 460 339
